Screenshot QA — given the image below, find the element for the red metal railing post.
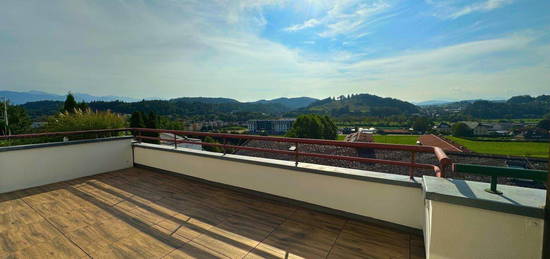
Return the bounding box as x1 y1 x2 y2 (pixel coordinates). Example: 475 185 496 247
223 138 227 155
295 142 299 166
173 133 177 149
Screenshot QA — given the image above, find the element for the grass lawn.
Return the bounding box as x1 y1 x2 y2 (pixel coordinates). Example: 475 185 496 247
373 135 419 145
447 136 549 158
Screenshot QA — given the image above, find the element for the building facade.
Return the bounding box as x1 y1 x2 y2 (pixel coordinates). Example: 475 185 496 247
247 119 295 134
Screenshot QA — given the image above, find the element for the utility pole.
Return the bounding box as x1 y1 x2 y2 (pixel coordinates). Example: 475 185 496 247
2 97 9 136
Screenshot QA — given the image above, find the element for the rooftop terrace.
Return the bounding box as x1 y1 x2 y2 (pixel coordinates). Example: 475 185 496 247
0 129 547 259
0 167 424 258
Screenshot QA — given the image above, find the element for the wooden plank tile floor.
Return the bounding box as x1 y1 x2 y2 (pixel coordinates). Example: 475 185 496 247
0 168 425 258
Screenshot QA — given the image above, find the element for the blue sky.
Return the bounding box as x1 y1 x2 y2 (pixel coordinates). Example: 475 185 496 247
1 0 549 102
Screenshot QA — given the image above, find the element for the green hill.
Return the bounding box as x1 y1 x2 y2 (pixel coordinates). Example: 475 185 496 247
288 94 420 117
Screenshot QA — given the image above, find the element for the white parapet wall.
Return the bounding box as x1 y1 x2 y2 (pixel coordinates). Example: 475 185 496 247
0 137 134 193
133 143 425 230
423 176 546 259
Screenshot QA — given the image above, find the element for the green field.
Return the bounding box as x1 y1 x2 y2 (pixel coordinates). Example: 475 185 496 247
373 135 419 145
447 136 549 158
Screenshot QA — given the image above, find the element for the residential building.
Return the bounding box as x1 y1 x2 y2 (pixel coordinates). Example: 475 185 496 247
247 119 295 134
433 122 452 134
462 121 491 136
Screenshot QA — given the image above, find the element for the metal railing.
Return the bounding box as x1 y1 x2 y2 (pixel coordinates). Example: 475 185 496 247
0 128 451 179
453 163 548 194
133 128 451 178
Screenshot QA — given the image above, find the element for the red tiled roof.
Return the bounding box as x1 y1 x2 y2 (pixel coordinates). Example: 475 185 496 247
418 134 463 152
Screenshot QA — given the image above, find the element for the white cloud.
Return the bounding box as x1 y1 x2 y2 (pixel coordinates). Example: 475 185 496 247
284 18 321 32
318 0 391 38
451 0 513 18
282 0 392 38
429 0 514 19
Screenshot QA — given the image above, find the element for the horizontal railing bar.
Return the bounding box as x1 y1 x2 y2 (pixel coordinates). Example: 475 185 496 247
453 163 547 182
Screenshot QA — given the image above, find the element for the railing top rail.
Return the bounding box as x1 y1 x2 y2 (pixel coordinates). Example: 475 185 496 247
453 163 548 182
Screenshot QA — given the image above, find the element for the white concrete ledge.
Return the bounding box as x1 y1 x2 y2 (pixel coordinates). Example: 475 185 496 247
0 137 133 193
423 176 545 218
132 143 425 229
133 143 423 188
423 176 545 259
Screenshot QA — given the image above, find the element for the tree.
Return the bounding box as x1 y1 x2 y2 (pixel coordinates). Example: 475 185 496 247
286 114 337 140
63 93 78 113
202 136 222 153
159 116 184 130
77 101 88 111
45 109 127 139
452 122 473 137
320 115 337 139
145 111 159 128
412 117 431 133
129 111 145 128
143 111 159 144
0 102 31 135
537 119 550 131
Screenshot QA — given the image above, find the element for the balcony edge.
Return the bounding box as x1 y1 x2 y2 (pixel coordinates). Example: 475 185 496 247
133 143 423 189
423 175 545 219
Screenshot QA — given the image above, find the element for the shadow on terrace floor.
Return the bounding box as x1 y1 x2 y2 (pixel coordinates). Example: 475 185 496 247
0 167 425 258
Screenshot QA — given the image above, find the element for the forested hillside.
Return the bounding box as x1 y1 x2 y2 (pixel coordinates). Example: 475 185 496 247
463 95 550 119
18 93 550 122
287 94 420 117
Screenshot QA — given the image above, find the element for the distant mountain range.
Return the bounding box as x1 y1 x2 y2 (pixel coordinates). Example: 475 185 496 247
9 90 319 120
0 90 139 104
7 90 548 120
1 90 318 109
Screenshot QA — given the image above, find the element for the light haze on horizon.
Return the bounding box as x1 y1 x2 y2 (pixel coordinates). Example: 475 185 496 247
1 0 549 102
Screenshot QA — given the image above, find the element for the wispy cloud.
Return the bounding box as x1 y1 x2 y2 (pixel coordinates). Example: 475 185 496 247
319 0 391 38
451 0 513 18
283 0 392 38
284 18 321 32
429 0 514 19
